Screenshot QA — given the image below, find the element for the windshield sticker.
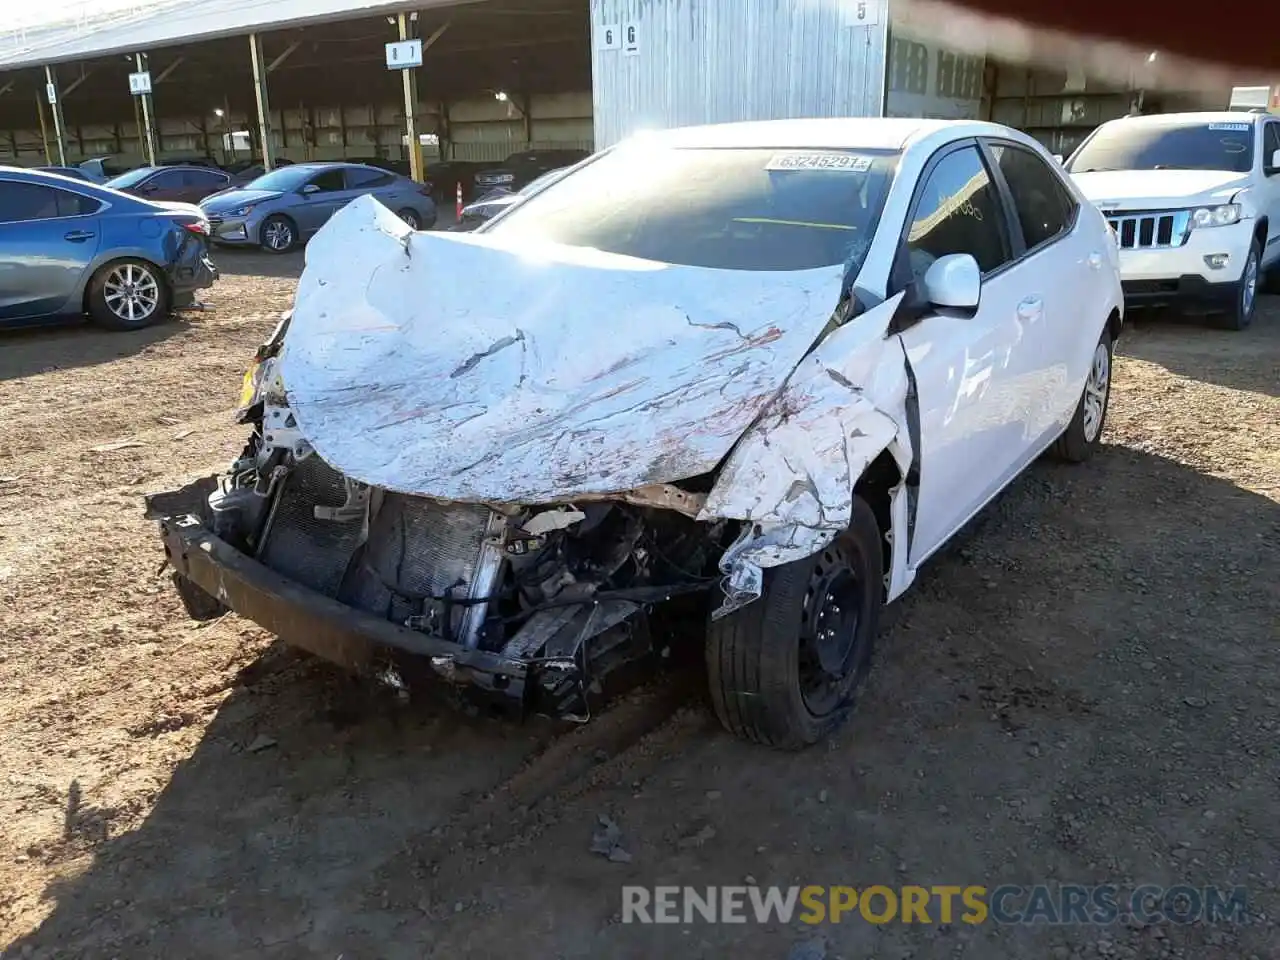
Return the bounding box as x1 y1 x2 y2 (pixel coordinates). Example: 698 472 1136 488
767 152 872 172
1208 122 1251 131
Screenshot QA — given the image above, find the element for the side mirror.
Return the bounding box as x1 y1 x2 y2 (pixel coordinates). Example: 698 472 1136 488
1052 154 1065 164
1269 148 1280 173
921 253 981 310
301 183 320 195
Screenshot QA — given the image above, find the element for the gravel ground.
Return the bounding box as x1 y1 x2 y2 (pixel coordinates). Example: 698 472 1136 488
0 249 1277 959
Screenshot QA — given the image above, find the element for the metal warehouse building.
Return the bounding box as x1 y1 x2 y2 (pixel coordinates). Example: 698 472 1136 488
0 0 1230 176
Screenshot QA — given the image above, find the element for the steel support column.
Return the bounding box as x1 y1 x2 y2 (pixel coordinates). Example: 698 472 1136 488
136 53 158 165
35 90 52 165
397 13 423 182
249 33 275 169
43 66 66 165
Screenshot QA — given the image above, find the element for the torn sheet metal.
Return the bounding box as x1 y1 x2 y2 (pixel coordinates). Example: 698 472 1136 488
700 297 911 616
278 195 849 505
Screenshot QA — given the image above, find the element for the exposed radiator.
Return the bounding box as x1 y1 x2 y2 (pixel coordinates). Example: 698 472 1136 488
256 456 505 646
257 456 365 597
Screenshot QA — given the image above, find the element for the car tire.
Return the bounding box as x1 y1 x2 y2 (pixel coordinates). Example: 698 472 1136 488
87 258 171 331
396 207 422 230
706 496 884 750
1050 331 1113 463
1218 237 1260 331
259 214 298 254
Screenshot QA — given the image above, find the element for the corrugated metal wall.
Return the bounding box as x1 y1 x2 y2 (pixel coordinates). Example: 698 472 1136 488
590 0 889 149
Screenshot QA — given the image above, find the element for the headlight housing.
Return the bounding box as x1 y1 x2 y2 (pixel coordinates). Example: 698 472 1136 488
1190 203 1242 228
237 356 274 412
229 204 257 218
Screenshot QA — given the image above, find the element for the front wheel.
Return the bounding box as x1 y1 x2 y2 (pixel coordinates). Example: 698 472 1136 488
1218 237 1260 330
1051 332 1112 462
87 259 170 331
396 207 422 230
706 496 884 750
259 214 298 254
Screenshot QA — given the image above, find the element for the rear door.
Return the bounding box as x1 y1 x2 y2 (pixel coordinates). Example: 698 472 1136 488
0 179 104 321
983 138 1093 438
344 166 397 209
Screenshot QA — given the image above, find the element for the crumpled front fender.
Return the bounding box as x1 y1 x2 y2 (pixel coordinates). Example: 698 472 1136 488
699 295 912 616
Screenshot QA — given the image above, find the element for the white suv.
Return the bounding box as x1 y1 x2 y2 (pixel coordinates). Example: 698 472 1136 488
1066 111 1280 330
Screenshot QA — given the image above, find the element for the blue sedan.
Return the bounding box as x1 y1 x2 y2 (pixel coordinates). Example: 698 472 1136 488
200 162 438 254
0 167 218 331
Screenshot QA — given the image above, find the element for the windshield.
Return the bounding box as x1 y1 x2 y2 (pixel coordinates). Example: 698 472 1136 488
105 167 156 189
242 167 312 192
487 145 897 271
1067 120 1255 173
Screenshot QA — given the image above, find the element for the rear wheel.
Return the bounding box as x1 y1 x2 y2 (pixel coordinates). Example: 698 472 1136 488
260 214 298 254
87 259 170 331
706 497 884 750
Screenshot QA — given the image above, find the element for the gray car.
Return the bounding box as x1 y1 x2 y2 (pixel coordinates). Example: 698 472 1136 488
200 162 437 253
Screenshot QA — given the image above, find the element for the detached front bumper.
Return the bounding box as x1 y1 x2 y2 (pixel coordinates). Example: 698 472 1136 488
158 514 529 701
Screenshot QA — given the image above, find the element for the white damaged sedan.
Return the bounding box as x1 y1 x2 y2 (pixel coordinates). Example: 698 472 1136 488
148 118 1123 749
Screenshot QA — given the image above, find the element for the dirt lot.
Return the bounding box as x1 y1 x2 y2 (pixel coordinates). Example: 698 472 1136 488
1 249 1278 960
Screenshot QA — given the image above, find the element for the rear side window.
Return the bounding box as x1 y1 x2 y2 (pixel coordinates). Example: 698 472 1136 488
345 167 394 189
489 146 898 272
905 145 1010 277
0 181 100 222
990 143 1076 250
183 169 230 189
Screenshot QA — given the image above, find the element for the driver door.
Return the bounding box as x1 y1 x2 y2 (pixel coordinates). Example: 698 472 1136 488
293 168 347 235
892 142 1045 567
1260 121 1280 271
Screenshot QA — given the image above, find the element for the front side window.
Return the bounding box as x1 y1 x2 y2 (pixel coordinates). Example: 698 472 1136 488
307 169 346 193
488 145 898 272
990 143 1076 250
105 167 157 190
1066 120 1255 174
183 169 230 189
906 146 1010 279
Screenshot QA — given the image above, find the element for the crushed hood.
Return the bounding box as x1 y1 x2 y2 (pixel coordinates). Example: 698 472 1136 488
1072 169 1250 209
278 195 848 504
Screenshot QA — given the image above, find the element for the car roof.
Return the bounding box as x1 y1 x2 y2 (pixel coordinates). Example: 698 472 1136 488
640 117 999 151
1099 111 1259 128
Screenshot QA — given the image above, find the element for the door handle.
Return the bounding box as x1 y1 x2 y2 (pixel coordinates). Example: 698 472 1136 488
1088 251 1103 270
1017 297 1043 321
63 230 95 242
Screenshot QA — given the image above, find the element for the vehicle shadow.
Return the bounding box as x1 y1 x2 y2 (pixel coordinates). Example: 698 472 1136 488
1118 295 1280 398
210 247 306 281
0 316 188 384
7 446 1279 960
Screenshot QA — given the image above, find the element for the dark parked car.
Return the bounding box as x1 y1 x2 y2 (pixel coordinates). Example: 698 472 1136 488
456 166 571 230
200 162 437 253
472 148 590 193
35 166 94 182
0 167 218 330
344 156 412 177
106 165 233 205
